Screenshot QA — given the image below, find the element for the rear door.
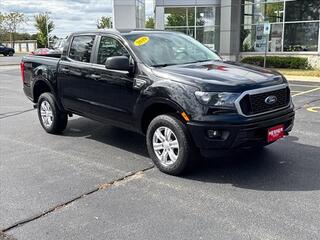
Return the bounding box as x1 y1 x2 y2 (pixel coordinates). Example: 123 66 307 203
57 34 96 114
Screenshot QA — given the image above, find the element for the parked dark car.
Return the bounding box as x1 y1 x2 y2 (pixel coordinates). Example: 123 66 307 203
21 30 295 175
0 43 15 56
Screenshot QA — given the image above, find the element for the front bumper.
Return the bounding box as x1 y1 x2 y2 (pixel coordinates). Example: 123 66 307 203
188 107 295 156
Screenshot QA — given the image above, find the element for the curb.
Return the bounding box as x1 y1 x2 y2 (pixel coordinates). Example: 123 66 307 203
0 64 20 67
285 75 320 83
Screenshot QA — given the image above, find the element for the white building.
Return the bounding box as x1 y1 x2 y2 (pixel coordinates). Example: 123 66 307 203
113 0 145 29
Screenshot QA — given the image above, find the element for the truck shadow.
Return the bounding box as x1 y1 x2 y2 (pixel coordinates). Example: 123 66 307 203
65 118 320 192
185 136 320 191
65 117 149 157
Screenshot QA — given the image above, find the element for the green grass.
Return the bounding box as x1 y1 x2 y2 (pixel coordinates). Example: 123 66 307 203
275 69 320 78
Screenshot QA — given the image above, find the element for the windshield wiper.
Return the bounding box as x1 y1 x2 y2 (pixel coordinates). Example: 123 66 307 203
152 59 219 68
152 63 179 67
182 59 216 65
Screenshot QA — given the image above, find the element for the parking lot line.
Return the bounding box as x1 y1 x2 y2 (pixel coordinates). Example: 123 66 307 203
307 107 320 113
289 83 320 88
292 87 320 97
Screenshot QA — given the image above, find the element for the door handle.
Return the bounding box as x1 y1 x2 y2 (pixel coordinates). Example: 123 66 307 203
61 67 70 74
90 74 101 80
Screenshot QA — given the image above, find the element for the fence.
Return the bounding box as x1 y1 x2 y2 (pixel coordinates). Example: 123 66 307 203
2 40 37 53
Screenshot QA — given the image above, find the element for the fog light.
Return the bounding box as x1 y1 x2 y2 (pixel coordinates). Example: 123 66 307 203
207 130 222 139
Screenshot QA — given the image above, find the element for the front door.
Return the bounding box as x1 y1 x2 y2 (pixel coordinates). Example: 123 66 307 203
85 35 140 125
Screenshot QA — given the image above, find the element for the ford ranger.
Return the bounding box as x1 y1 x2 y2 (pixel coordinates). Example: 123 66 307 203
21 30 295 175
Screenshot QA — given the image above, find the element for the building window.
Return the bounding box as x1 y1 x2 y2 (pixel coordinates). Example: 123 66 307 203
165 7 195 27
284 22 319 52
243 1 284 24
196 7 220 26
164 6 220 51
136 0 145 28
240 0 320 53
285 0 320 22
241 23 283 52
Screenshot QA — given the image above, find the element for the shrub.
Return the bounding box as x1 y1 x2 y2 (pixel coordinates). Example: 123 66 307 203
240 56 310 69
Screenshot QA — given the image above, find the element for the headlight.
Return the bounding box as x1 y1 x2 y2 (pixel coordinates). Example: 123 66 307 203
195 91 240 108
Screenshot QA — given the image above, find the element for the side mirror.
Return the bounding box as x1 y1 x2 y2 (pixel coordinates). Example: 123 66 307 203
105 56 130 72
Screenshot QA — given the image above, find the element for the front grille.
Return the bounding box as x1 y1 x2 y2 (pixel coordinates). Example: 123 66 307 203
239 87 290 116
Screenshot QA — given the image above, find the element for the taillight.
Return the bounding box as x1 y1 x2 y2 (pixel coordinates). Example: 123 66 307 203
20 62 25 83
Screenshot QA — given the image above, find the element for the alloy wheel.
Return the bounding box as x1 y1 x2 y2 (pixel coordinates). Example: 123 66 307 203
40 100 54 128
152 126 179 166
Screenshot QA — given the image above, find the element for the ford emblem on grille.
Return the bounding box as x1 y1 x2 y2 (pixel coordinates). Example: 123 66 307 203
265 95 278 105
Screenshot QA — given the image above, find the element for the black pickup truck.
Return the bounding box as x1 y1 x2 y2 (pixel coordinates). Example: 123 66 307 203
21 30 295 175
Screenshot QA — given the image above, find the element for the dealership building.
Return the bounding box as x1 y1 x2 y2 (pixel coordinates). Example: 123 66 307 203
113 0 146 29
154 0 320 68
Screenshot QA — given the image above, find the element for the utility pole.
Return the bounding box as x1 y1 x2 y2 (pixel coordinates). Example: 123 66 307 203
264 33 268 68
263 22 270 68
45 11 52 48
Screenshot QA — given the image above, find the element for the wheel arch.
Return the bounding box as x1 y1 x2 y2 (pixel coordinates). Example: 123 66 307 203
139 98 187 134
33 79 54 103
33 79 64 112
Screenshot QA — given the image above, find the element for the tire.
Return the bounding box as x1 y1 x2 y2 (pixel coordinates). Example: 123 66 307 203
8 51 14 56
37 92 68 134
146 114 197 175
3 53 7 56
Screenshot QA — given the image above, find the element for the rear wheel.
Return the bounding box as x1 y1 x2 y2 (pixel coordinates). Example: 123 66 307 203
37 93 68 134
146 114 197 175
8 51 14 56
3 53 7 56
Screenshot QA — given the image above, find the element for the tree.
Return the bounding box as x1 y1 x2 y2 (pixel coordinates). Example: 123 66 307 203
97 16 112 29
0 32 37 42
0 12 4 30
145 17 155 29
34 13 54 48
1 12 27 46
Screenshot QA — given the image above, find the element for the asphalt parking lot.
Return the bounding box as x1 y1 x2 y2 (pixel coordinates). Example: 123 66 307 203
0 64 320 240
0 55 24 67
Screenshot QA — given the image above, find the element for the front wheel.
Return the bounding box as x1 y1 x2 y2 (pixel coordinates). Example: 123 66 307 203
37 93 68 134
8 51 14 56
146 114 197 175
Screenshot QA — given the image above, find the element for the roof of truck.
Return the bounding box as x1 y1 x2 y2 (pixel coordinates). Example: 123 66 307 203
70 29 168 36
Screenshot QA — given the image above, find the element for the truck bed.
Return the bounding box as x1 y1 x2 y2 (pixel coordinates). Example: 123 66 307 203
22 54 61 101
22 54 61 66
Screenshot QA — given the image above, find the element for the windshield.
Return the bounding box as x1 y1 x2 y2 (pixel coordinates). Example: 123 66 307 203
124 32 221 67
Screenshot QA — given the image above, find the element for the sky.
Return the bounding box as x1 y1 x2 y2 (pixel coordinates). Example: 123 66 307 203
0 0 154 37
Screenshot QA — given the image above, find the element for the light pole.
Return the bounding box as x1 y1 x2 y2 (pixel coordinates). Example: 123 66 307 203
45 11 52 48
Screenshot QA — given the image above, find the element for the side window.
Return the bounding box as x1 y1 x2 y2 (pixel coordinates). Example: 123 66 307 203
97 36 129 65
69 35 95 63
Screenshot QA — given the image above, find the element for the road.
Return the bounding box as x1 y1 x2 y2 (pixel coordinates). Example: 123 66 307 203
0 55 25 66
0 65 320 240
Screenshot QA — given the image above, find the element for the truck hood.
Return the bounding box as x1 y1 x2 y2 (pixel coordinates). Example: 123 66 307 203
152 61 286 92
